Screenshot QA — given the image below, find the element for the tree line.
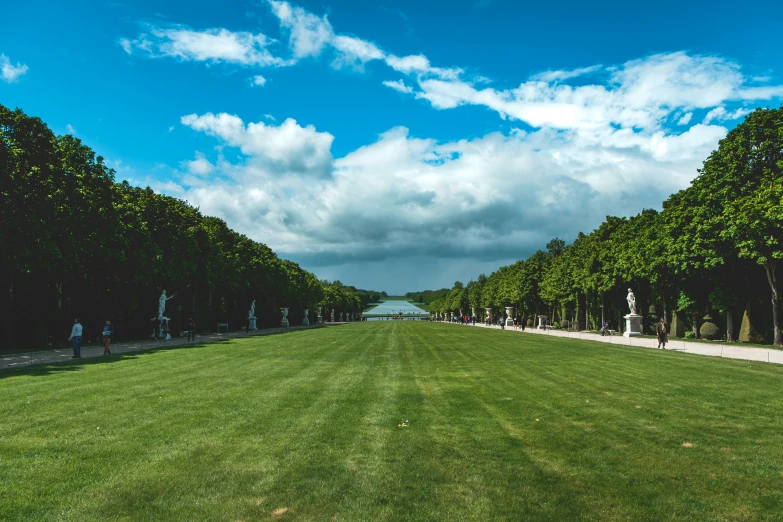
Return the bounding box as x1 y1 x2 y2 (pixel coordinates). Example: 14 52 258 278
423 108 782 346
0 105 375 351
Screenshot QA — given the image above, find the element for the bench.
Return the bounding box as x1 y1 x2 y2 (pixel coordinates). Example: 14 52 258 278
217 322 229 334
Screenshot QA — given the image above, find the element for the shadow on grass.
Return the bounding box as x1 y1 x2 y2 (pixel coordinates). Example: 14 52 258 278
0 341 223 379
0 325 330 379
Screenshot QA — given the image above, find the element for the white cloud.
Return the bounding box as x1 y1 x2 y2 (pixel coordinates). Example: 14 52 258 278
531 64 602 82
125 2 783 279
383 79 413 94
0 53 29 83
703 106 751 124
182 151 215 176
385 54 462 80
120 25 289 67
66 124 77 135
331 35 384 69
180 112 334 177
162 112 730 268
250 74 267 86
677 112 692 125
268 0 334 59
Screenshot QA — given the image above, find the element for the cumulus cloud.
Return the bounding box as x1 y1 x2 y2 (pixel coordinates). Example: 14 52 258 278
703 106 752 124
268 0 334 59
677 112 693 125
180 112 334 177
123 1 783 287
0 53 29 83
383 79 413 94
250 74 267 86
182 151 215 176
119 25 289 66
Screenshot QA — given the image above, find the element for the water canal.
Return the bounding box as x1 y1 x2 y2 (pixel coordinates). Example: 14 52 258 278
363 300 428 319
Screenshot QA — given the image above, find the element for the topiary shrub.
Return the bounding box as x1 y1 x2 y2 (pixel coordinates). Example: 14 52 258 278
699 314 720 340
526 318 534 327
684 331 696 340
739 300 765 343
560 319 570 329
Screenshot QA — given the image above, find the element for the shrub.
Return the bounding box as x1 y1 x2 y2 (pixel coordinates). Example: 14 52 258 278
560 320 570 329
684 331 696 340
526 318 534 327
700 314 721 340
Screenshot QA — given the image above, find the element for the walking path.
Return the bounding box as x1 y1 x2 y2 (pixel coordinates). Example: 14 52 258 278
0 324 327 372
450 321 783 365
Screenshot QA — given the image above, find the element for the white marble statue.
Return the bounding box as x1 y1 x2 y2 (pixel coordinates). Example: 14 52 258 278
280 307 289 327
247 299 258 331
626 288 637 315
331 309 335 322
152 289 175 322
303 308 310 326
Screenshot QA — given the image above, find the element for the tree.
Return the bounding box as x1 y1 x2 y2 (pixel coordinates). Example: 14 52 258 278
686 107 783 345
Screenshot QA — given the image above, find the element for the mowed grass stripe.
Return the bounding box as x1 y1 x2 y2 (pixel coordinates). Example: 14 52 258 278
1 322 783 521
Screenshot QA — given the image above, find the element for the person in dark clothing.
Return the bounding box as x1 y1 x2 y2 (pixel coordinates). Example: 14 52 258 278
68 318 82 359
656 317 668 349
187 316 196 342
101 320 114 355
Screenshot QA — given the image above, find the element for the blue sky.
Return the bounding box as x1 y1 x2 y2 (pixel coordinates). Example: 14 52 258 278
2 0 783 294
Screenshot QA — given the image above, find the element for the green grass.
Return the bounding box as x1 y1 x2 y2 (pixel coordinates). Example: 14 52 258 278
2 322 782 521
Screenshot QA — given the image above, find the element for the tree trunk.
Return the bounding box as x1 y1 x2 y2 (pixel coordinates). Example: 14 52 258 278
585 293 589 331
601 295 605 327
663 301 667 324
6 282 13 350
764 261 781 346
726 310 734 342
692 312 699 339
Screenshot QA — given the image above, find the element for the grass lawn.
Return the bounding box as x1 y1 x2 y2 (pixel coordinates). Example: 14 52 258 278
2 322 782 521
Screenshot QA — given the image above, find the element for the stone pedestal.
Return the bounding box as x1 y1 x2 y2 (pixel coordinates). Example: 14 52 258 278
623 314 642 337
280 307 289 327
505 307 515 327
302 308 309 326
248 317 257 330
537 315 548 329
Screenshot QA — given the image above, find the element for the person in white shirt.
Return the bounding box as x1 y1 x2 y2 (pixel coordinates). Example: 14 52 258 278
68 318 83 359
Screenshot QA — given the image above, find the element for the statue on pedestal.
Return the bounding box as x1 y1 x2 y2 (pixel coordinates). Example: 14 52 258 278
247 300 257 330
280 307 289 327
626 288 637 315
302 308 309 326
624 288 642 337
317 307 323 324
151 289 175 339
331 309 335 322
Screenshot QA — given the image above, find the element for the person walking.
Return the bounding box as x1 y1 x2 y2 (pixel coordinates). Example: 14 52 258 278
500 316 505 330
101 320 114 355
186 316 196 342
68 318 83 359
513 316 519 330
656 317 668 349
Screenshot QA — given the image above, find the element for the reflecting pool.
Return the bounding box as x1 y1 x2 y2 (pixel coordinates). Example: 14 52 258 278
364 300 428 316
